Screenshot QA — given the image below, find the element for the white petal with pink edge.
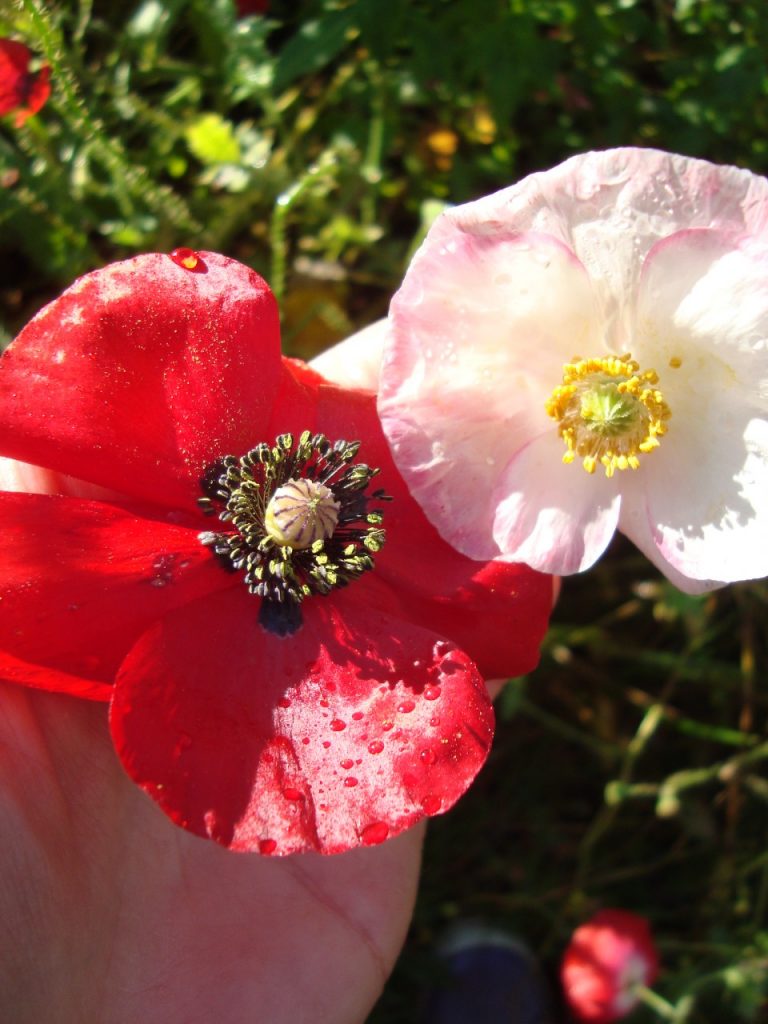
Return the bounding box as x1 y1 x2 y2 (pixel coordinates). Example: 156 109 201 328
492 431 622 574
380 231 602 561
378 148 768 588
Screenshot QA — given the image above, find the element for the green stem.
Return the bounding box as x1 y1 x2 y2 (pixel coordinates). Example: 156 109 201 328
269 149 339 306
360 61 385 226
18 0 199 234
574 704 665 887
633 985 680 1020
17 0 134 218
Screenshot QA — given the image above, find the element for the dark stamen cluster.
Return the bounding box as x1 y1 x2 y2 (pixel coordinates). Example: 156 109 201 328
198 431 388 635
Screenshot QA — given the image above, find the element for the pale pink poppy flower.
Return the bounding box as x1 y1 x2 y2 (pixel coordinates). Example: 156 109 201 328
378 148 768 592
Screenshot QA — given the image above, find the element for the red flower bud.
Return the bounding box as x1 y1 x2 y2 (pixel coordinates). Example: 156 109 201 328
561 909 660 1023
0 38 51 127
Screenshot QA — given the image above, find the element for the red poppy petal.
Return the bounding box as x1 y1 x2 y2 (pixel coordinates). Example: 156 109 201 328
18 64 50 121
110 586 494 855
0 39 32 116
308 376 553 678
0 492 229 693
0 649 113 701
0 253 282 508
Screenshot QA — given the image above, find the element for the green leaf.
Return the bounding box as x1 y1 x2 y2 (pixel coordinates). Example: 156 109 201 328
184 113 242 166
273 8 358 92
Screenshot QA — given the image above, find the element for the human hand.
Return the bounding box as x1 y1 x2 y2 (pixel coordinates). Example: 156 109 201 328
0 320 425 1024
0 681 424 1024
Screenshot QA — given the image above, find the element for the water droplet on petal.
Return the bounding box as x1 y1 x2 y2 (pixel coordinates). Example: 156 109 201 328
301 736 310 745
170 247 205 272
322 740 331 749
344 776 358 788
277 696 291 709
259 838 277 855
173 731 192 757
283 787 303 801
204 809 220 837
368 740 384 755
424 685 442 701
382 720 394 731
361 821 389 845
341 758 354 770
352 711 364 721
422 794 442 815
420 748 436 765
330 718 346 731
397 699 415 714
429 715 441 727
319 698 330 708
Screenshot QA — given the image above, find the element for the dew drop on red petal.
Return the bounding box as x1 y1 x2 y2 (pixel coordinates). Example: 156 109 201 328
259 838 277 855
424 685 442 701
283 787 303 801
277 696 291 709
420 748 436 765
422 794 442 815
204 809 221 838
382 720 394 731
368 740 384 755
173 731 192 757
397 699 415 714
441 660 461 674
352 711 364 721
340 758 354 770
169 247 206 272
330 718 346 731
322 741 331 749
319 698 330 708
344 777 358 788
429 715 441 727
301 737 310 745
361 821 389 845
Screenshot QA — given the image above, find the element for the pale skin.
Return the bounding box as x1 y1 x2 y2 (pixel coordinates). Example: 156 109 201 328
0 683 424 1024
0 327 424 1024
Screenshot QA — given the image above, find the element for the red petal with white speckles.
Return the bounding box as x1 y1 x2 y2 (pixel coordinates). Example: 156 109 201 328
110 585 494 855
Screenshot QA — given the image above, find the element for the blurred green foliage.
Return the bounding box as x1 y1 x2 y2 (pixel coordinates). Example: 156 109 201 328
4 0 768 348
2 1 768 1020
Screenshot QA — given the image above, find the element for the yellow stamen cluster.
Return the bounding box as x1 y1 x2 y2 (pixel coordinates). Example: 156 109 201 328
545 354 671 478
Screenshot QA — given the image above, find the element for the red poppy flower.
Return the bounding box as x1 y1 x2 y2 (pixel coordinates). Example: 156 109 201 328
236 0 269 15
0 251 552 855
561 909 660 1023
0 38 51 127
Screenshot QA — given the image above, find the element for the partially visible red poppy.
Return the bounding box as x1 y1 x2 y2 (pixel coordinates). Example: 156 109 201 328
0 38 51 127
0 251 553 856
561 909 660 1023
236 0 269 16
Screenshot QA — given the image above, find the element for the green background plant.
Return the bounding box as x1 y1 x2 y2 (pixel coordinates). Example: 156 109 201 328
2 1 767 1019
